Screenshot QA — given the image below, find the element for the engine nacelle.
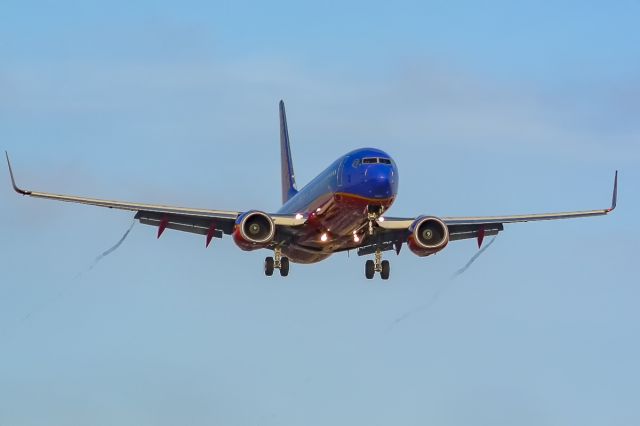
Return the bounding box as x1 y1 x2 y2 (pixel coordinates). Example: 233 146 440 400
407 216 449 257
233 211 276 251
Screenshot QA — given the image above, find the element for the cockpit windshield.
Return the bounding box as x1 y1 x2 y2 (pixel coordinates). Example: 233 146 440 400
361 157 391 165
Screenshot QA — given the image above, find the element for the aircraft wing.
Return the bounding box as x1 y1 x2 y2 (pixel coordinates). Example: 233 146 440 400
5 152 303 244
364 171 618 253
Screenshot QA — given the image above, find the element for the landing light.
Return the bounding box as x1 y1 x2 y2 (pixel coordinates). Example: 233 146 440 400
295 213 303 220
379 216 385 222
353 235 360 243
320 233 328 242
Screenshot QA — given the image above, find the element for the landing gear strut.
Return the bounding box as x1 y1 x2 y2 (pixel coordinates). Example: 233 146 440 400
365 247 390 280
367 205 384 236
265 247 290 277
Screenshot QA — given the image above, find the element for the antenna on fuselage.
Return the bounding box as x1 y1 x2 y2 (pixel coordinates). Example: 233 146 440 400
279 100 298 204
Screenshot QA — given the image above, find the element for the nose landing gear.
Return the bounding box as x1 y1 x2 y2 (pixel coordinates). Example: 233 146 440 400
265 247 290 277
365 247 390 280
367 205 384 236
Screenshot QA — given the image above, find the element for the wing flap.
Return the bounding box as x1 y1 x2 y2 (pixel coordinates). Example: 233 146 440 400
135 211 231 237
448 223 503 241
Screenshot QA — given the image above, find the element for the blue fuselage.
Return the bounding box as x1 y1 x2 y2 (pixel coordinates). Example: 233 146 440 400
277 148 398 263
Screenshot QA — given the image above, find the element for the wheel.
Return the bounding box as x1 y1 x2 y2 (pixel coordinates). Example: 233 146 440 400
365 259 375 279
264 256 274 276
380 260 390 280
280 257 290 277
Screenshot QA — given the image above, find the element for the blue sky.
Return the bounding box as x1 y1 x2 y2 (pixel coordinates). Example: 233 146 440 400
1 1 639 425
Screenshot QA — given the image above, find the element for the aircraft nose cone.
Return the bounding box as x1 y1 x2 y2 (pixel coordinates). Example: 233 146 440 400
366 165 394 198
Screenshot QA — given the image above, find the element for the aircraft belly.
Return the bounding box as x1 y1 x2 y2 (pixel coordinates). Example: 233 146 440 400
284 193 396 263
320 193 394 235
282 245 331 264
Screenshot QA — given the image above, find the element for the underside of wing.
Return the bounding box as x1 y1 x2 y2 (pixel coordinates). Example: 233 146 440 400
352 222 504 256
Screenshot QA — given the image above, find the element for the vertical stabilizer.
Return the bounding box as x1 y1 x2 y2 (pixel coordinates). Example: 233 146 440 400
279 100 298 203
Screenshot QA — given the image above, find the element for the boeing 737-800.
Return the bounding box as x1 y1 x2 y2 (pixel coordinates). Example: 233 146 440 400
6 101 617 279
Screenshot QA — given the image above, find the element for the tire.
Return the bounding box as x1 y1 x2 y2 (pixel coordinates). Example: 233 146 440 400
264 256 274 276
365 260 375 279
280 257 290 277
380 260 390 280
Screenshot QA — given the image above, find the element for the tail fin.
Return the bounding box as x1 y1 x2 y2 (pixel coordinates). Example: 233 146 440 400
279 100 298 203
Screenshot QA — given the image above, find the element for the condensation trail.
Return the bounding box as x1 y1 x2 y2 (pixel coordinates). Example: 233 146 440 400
451 236 497 279
386 282 448 331
4 219 136 334
86 219 136 271
387 236 497 331
1 219 138 340
73 219 136 279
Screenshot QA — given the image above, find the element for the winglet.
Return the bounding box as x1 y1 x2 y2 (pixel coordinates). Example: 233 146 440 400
5 151 31 195
608 170 618 212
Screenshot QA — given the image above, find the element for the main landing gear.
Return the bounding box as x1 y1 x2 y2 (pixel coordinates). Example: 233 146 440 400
265 247 290 277
365 247 390 280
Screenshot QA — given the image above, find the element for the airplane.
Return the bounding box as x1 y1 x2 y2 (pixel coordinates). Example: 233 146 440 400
5 100 618 279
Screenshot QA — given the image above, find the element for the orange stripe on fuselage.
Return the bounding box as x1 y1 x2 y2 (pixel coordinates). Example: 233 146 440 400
333 192 395 206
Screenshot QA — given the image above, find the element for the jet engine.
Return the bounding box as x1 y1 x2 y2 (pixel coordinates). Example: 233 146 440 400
407 216 449 256
233 211 276 251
